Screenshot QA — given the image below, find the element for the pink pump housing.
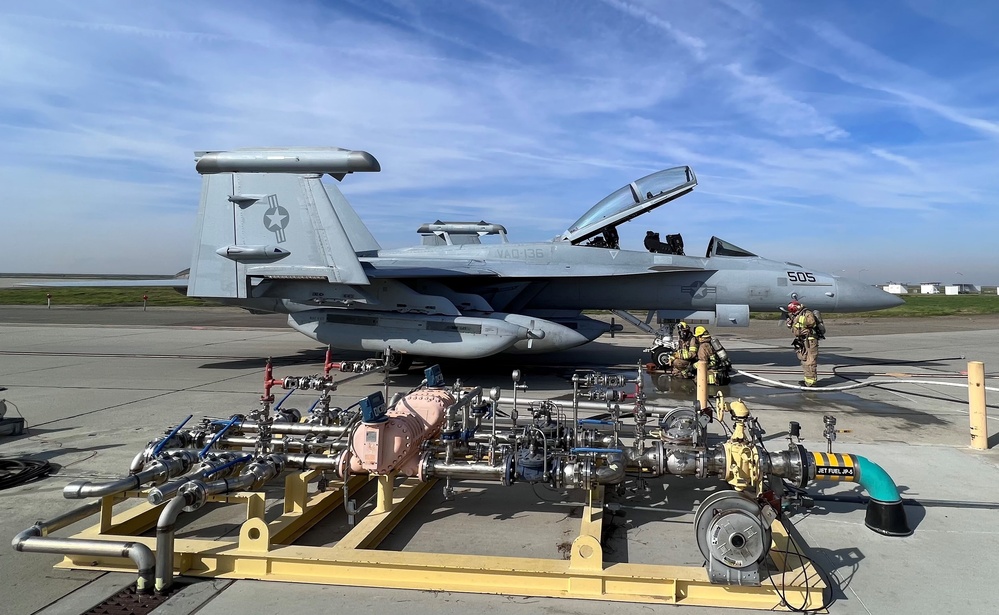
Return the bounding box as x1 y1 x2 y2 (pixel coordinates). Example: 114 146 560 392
346 388 453 475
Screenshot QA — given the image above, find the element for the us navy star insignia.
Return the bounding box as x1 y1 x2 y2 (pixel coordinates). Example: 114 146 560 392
263 194 290 243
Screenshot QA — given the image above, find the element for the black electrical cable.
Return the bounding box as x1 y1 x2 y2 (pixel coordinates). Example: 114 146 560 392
532 482 570 503
0 458 52 490
1 398 28 429
767 517 834 613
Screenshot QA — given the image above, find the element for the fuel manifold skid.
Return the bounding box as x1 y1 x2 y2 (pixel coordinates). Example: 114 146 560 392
13 358 910 610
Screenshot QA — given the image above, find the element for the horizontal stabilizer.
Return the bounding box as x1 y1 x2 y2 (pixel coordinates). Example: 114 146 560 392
195 147 380 176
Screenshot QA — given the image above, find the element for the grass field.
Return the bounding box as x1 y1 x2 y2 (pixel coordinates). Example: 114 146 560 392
0 287 218 307
758 294 999 319
1 287 997 317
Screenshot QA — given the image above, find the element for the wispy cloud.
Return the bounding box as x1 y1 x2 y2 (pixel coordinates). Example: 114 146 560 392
0 0 996 283
599 0 707 61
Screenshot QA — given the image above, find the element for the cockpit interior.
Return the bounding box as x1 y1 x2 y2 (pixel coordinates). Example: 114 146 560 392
414 167 760 260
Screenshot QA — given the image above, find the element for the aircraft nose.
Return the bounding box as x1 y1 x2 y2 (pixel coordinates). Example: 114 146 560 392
836 277 904 312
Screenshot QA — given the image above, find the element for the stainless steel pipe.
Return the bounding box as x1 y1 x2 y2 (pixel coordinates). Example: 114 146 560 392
218 436 348 453
284 452 344 473
422 456 513 485
154 456 285 593
237 420 349 437
13 507 154 594
64 451 200 499
154 495 187 593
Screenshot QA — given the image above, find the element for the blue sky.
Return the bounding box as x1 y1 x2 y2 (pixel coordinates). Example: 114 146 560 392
1 0 997 284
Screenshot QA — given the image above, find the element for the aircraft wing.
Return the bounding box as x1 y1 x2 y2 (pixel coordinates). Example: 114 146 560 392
363 260 499 278
363 259 708 278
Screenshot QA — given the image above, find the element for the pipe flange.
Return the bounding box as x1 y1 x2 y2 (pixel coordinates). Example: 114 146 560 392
789 444 808 489
179 481 207 513
417 451 432 482
501 452 514 487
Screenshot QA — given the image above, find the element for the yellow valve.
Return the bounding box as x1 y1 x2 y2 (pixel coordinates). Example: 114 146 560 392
730 399 750 418
723 440 762 492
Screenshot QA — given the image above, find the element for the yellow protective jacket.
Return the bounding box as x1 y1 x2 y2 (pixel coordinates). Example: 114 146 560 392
696 337 718 366
791 309 818 339
673 338 697 361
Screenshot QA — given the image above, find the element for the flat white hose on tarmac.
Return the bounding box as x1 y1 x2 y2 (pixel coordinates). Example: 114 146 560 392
735 369 999 393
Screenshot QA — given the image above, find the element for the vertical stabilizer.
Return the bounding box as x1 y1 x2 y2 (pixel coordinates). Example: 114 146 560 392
187 148 380 299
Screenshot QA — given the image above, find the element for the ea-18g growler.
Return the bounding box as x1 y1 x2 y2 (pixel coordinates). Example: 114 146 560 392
161 147 901 365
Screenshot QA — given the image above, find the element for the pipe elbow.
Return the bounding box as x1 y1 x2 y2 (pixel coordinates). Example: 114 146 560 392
63 475 140 499
11 526 42 551
126 542 155 594
810 453 912 537
594 453 626 485
854 455 912 537
853 455 901 503
62 480 91 499
156 495 189 532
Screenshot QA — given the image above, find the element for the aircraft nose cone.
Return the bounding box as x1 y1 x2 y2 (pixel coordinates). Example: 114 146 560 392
836 277 904 312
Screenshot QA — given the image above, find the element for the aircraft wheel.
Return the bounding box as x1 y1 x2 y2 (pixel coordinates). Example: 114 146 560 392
388 354 413 374
653 348 671 370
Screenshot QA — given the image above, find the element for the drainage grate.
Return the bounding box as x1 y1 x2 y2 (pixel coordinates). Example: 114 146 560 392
80 583 182 615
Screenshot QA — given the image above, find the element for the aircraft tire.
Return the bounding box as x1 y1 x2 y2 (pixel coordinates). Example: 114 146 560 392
389 354 414 374
653 348 671 370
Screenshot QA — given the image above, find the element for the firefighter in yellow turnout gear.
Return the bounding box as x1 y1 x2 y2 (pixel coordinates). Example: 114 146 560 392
787 300 821 387
668 324 733 384
668 322 697 378
691 326 732 385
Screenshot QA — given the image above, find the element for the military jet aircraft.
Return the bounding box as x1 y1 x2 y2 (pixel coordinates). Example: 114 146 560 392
34 147 902 365
175 147 902 362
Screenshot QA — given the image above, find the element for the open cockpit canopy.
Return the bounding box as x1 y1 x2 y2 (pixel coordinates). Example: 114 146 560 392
559 166 696 244
705 236 757 258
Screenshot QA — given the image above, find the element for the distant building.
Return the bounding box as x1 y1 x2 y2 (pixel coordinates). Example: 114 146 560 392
883 283 908 294
920 283 941 294
944 284 980 295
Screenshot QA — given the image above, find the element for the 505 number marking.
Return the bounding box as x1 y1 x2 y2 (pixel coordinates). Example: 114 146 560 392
787 271 816 283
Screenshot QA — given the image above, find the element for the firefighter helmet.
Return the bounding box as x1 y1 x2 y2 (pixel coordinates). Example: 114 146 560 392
787 300 802 314
693 326 708 337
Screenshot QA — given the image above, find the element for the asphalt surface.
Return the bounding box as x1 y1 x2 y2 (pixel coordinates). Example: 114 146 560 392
5 304 999 337
1 307 997 615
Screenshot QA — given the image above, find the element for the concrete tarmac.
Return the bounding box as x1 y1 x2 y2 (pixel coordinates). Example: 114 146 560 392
0 308 997 614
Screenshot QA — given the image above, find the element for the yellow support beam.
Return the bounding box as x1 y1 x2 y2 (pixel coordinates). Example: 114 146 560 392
569 485 604 576
55 482 825 610
271 475 369 545
82 493 161 537
334 476 435 551
56 527 823 609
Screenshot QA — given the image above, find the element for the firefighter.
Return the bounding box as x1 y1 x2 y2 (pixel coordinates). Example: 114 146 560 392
676 321 693 347
787 300 819 387
668 322 697 377
692 326 732 385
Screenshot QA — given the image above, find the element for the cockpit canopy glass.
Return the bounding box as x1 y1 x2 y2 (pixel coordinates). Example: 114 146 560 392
560 166 696 244
706 236 757 258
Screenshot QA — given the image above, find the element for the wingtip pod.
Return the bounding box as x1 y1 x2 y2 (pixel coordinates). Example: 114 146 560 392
194 147 381 175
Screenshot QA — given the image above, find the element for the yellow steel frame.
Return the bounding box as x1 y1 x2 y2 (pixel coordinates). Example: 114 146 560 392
56 472 826 610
